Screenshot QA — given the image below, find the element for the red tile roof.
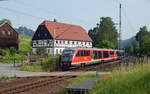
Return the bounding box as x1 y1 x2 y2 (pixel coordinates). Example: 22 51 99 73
40 20 92 42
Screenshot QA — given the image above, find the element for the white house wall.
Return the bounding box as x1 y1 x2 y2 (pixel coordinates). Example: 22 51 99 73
32 39 92 55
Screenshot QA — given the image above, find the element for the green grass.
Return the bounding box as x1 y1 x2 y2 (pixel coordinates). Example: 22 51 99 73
21 64 43 72
19 34 32 53
89 63 150 94
0 75 17 82
59 74 96 94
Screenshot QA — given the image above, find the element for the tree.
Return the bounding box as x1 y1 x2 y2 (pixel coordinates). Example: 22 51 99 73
88 17 118 48
0 19 12 26
96 40 115 49
141 37 150 56
36 47 46 55
10 47 17 56
88 27 99 47
135 26 150 56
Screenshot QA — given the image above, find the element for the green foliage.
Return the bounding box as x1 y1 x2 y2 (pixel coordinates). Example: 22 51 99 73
141 37 150 56
21 56 59 72
88 17 118 48
4 54 22 60
96 40 115 49
0 18 12 26
42 56 59 72
0 49 7 56
36 47 46 55
0 75 16 81
89 63 150 94
10 47 16 56
125 40 139 56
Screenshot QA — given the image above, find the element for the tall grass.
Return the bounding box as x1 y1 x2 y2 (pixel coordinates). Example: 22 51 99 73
89 63 150 94
19 34 32 53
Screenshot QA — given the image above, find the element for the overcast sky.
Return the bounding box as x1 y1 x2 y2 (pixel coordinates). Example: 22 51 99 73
0 0 150 40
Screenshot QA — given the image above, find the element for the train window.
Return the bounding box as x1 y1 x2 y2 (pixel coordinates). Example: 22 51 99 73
103 51 109 58
81 50 84 56
84 50 90 56
94 51 98 59
98 51 102 58
87 51 90 56
110 51 114 55
76 51 80 56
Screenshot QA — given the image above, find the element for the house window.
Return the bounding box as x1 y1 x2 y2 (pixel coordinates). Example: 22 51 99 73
56 40 58 44
45 33 47 37
72 41 74 44
38 34 40 37
2 30 5 35
68 41 69 44
8 31 11 35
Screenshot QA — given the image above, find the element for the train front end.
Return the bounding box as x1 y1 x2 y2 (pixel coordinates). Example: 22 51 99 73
59 48 75 69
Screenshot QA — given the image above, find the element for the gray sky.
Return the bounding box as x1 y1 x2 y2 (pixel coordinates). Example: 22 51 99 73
0 0 150 39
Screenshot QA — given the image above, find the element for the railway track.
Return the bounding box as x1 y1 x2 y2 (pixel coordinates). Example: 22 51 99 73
0 76 75 94
68 59 122 71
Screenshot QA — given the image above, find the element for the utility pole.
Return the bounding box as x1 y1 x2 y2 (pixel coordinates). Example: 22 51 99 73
118 3 122 50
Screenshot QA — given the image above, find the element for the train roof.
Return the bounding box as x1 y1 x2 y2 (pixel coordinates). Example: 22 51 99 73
63 47 118 51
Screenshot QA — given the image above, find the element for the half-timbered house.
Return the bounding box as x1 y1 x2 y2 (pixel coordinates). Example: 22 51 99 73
32 20 92 55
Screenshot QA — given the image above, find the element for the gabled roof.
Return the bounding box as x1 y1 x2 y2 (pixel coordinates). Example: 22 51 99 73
0 22 18 35
40 20 92 42
0 22 5 26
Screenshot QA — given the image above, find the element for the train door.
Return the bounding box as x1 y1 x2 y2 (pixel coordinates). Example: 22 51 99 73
91 51 94 60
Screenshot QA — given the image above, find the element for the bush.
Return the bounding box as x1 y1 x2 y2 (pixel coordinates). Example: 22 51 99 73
36 47 46 55
41 56 59 72
0 49 7 56
10 47 16 56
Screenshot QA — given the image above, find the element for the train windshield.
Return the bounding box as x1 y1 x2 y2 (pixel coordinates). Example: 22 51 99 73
62 50 75 55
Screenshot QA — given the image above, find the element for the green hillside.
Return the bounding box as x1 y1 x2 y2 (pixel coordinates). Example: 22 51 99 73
89 62 150 94
19 34 32 53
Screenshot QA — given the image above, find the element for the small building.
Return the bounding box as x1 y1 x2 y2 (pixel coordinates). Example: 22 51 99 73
32 20 92 55
0 22 18 49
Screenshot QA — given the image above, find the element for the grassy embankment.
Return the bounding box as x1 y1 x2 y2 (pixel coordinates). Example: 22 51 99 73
19 34 32 53
89 62 150 94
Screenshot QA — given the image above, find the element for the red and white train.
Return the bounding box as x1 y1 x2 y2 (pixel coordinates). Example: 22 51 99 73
59 47 124 69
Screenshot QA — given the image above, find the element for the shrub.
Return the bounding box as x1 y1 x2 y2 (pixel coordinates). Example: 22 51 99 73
42 56 59 72
0 49 7 56
10 47 16 56
36 47 46 55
